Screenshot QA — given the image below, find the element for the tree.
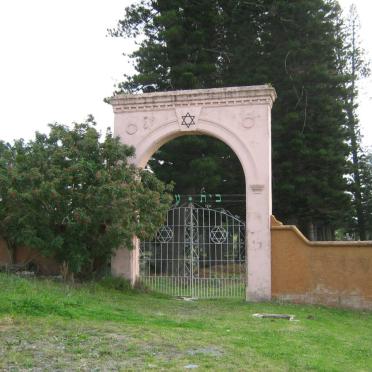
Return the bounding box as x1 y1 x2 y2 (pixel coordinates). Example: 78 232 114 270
261 0 350 239
0 140 19 263
339 4 370 239
109 0 223 92
111 0 351 239
359 149 372 239
0 118 172 277
109 0 246 216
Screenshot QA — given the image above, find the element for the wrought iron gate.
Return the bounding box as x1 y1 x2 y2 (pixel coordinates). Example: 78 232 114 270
139 203 246 298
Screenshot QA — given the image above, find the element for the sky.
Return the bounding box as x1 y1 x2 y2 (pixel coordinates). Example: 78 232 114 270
0 0 371 146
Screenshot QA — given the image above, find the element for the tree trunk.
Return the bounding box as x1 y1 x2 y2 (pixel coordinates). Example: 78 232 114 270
6 239 17 265
307 221 316 241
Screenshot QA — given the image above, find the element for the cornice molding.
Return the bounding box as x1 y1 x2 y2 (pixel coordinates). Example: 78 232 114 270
109 85 277 113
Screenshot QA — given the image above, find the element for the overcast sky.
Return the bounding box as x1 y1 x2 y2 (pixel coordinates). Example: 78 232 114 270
0 0 371 146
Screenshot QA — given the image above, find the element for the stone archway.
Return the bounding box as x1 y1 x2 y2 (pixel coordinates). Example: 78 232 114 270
109 85 276 301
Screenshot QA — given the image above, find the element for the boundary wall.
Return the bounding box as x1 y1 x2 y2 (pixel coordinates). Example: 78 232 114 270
271 216 372 309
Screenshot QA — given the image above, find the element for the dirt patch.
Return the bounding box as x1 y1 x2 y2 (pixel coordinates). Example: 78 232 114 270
187 347 223 357
0 316 14 331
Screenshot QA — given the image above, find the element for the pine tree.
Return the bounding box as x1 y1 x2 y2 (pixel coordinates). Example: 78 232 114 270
359 149 372 239
110 0 246 217
109 0 222 92
339 4 370 239
260 0 350 239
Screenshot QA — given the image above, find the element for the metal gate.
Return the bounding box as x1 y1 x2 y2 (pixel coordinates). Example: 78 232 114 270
139 203 246 298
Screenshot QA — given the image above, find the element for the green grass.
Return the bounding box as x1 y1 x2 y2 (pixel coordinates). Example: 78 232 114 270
1 273 372 371
140 276 245 298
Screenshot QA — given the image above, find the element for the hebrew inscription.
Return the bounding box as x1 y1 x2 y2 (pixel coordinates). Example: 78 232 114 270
143 115 154 130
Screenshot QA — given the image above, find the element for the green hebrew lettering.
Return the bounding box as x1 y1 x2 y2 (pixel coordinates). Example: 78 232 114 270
200 192 207 203
215 194 222 202
175 194 181 205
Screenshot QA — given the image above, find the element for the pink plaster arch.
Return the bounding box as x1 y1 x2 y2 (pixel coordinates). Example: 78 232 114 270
134 118 258 181
110 85 276 301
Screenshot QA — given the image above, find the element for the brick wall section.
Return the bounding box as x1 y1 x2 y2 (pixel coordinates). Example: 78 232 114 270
271 216 372 310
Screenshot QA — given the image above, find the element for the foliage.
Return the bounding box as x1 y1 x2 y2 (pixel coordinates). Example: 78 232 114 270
0 118 172 275
148 136 245 216
1 273 372 370
109 0 246 216
262 0 350 239
109 0 223 92
98 275 134 292
357 149 372 239
110 0 353 239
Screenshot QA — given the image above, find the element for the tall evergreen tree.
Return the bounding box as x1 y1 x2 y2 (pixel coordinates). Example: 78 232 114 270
339 4 370 239
359 149 372 239
110 0 222 91
111 0 351 239
109 0 246 217
260 0 350 239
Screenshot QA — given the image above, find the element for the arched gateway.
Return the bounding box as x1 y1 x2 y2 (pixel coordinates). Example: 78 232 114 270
110 85 276 301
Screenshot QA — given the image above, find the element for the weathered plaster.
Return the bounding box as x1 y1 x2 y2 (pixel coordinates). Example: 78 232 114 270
110 85 277 301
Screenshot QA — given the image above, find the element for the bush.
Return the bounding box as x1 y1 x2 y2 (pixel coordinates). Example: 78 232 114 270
0 119 172 277
98 276 133 292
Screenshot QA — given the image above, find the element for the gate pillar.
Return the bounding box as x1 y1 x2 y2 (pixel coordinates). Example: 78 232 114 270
110 85 276 301
111 237 139 285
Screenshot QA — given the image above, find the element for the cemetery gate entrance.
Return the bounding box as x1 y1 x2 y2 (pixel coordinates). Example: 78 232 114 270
139 203 246 298
111 86 276 301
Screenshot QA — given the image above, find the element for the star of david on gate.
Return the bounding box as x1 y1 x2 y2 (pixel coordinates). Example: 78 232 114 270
156 226 173 243
210 226 228 244
181 112 196 128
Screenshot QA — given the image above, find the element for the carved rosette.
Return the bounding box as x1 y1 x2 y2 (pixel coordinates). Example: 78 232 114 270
126 123 138 135
240 111 260 130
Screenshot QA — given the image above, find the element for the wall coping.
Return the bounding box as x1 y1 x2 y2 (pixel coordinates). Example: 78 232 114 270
271 215 372 248
109 85 277 113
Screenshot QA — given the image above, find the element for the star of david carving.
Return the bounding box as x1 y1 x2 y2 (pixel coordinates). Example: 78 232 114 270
210 226 228 244
181 112 196 128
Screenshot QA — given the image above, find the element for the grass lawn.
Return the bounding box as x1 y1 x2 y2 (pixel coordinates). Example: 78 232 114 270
0 274 371 371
